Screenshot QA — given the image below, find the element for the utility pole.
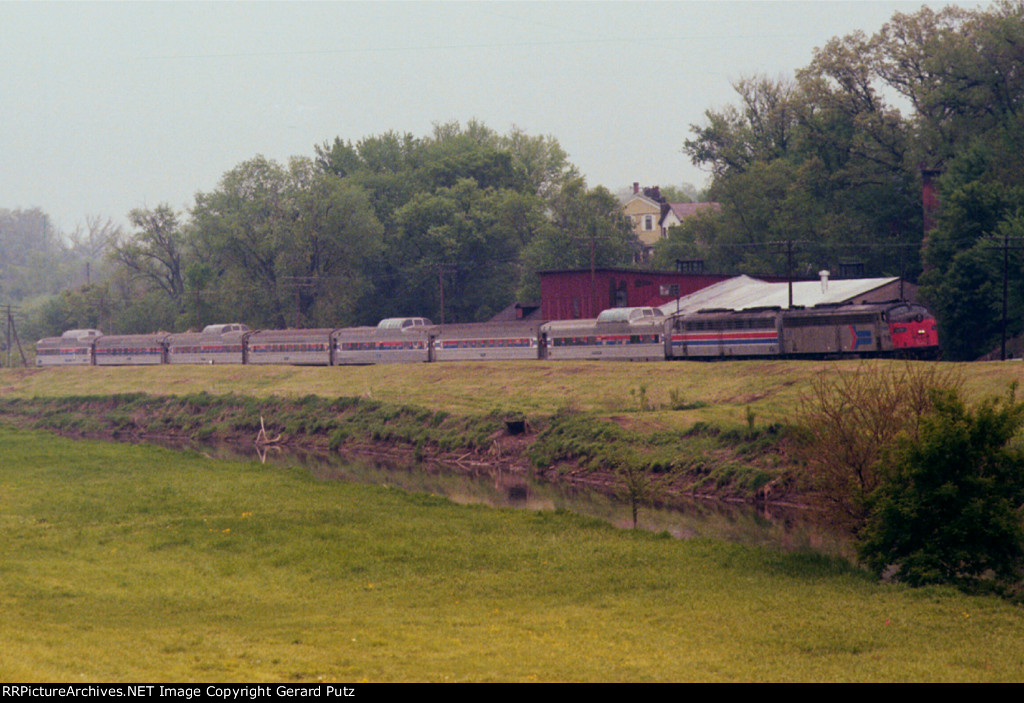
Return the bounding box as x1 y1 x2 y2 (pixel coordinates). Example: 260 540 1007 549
590 221 597 318
439 269 445 324
1003 232 1009 362
984 235 1023 361
997 235 1024 361
767 240 805 308
4 305 28 368
787 239 793 309
434 264 457 325
891 223 905 301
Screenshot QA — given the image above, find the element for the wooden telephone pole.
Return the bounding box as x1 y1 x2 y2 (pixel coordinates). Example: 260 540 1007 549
4 304 28 367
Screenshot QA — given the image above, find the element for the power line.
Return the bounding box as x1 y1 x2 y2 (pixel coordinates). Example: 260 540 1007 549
132 34 814 62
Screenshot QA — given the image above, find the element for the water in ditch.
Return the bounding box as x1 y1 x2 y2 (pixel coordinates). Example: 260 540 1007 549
148 436 852 557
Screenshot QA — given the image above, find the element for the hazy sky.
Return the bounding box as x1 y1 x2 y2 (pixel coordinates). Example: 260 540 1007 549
1 1 983 233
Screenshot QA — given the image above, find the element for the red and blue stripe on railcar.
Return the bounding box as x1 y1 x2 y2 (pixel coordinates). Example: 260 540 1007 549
35 303 942 367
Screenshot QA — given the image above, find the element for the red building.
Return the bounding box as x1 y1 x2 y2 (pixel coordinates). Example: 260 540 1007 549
539 267 735 320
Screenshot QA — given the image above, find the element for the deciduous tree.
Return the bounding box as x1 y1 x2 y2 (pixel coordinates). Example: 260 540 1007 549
113 205 188 309
859 386 1024 590
192 156 384 328
795 362 961 523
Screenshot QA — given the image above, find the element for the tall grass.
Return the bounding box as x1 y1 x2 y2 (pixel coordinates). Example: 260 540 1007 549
3 360 1020 431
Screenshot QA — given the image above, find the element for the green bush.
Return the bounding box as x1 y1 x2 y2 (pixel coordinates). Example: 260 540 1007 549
858 387 1024 590
795 362 962 521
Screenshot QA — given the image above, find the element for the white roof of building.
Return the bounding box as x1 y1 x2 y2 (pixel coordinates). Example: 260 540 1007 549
657 275 901 315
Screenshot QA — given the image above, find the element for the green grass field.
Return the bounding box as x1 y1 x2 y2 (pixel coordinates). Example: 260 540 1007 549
2 424 1023 682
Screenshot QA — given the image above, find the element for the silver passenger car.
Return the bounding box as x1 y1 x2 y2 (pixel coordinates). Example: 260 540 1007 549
333 318 434 365
432 322 542 362
247 328 335 366
541 307 667 361
94 333 170 365
166 323 251 365
667 308 782 358
35 329 103 366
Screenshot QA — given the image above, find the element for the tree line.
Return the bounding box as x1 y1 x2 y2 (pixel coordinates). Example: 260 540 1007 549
655 1 1024 360
19 122 638 340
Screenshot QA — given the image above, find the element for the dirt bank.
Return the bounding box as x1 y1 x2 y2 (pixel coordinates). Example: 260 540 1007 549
0 392 800 506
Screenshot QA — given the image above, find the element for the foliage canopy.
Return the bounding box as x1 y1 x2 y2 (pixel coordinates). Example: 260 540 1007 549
858 386 1024 589
796 363 962 522
28 122 638 336
673 1 1024 359
798 364 1024 593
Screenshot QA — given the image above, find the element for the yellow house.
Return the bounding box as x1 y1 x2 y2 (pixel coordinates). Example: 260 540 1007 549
621 188 662 259
622 183 723 262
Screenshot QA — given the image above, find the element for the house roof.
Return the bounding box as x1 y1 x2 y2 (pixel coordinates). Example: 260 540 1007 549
656 275 903 314
666 201 721 218
660 201 721 226
620 193 661 209
487 302 542 322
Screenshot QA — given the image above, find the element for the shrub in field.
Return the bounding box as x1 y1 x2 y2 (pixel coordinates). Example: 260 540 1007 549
858 387 1024 590
666 388 707 411
609 448 689 529
609 449 648 529
795 362 961 521
630 384 652 412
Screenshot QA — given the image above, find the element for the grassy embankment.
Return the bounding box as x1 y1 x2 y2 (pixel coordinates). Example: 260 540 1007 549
2 424 1023 682
1 360 1022 503
3 359 1020 423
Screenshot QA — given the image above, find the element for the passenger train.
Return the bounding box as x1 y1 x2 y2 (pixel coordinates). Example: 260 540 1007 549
35 301 940 367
